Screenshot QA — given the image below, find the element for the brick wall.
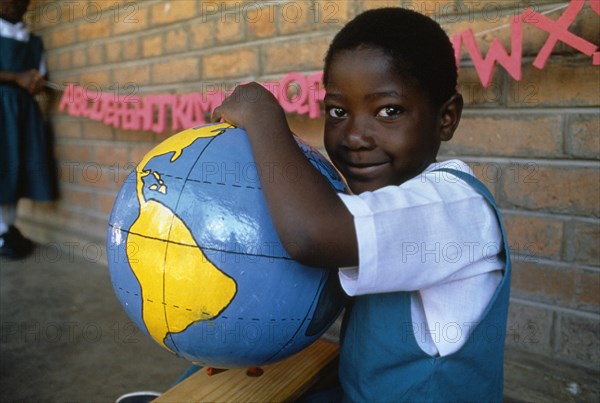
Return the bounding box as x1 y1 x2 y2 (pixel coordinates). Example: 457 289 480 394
21 0 599 400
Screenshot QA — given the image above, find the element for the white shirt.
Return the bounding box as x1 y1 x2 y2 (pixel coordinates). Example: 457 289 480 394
338 160 504 356
0 17 46 75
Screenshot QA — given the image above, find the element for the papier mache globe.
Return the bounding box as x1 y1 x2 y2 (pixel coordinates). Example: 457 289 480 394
106 123 347 368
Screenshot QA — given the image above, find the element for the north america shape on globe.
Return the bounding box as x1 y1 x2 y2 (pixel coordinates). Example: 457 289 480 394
107 123 347 368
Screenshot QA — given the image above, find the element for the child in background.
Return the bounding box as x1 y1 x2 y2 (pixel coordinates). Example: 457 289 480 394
213 7 511 402
0 0 57 259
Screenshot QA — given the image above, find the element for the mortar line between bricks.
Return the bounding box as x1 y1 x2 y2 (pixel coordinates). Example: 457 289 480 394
440 156 600 167
509 297 600 320
510 254 600 273
498 209 600 223
34 0 324 39
45 29 340 76
461 107 600 115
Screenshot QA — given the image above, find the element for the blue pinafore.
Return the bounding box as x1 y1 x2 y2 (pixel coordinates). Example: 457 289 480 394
0 29 56 204
339 169 511 402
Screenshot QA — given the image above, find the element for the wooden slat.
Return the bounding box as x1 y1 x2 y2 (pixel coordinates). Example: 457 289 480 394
155 340 339 403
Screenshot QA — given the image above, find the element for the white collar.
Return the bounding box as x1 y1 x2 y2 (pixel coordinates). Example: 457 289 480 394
0 18 30 42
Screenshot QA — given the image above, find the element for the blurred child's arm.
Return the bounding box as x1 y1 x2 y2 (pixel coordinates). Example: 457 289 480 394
0 69 44 94
212 82 357 268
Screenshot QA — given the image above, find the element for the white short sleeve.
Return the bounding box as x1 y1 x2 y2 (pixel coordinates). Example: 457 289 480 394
336 160 505 356
338 160 503 296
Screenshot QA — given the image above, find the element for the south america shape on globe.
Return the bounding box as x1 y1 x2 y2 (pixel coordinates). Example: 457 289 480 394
107 123 348 368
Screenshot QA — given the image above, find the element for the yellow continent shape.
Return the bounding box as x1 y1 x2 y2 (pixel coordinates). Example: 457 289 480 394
127 123 237 352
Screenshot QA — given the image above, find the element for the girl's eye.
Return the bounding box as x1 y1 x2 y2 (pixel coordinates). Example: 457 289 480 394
377 106 402 118
327 106 347 119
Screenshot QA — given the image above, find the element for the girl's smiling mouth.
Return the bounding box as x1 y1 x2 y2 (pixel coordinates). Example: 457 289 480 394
343 160 389 178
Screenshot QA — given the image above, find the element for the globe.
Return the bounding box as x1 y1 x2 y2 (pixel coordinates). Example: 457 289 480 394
106 123 347 369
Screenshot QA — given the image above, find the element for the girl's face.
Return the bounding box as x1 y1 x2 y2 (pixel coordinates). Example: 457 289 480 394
0 0 30 23
323 47 447 194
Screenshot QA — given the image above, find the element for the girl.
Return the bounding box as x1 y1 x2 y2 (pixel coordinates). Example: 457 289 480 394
213 8 510 402
1 0 57 259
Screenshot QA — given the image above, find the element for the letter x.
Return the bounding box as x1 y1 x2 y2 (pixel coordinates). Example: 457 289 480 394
525 0 599 69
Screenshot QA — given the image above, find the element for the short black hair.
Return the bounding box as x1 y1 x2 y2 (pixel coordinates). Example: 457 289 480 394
323 8 457 108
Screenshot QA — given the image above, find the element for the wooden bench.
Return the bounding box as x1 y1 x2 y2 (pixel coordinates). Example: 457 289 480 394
155 340 340 402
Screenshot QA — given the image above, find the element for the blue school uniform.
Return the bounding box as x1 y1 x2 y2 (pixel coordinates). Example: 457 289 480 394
339 169 511 402
1 25 56 204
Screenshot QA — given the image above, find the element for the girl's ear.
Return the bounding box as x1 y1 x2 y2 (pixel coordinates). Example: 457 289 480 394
439 93 463 142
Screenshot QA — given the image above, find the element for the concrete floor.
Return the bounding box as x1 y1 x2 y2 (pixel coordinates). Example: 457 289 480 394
0 243 190 403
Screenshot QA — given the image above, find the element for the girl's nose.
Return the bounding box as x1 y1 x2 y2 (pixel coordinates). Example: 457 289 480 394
344 118 375 150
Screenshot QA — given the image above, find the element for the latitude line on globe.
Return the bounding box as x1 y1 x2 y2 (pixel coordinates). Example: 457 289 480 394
109 224 295 261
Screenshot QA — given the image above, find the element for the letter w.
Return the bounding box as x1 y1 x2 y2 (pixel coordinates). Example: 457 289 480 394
457 17 523 88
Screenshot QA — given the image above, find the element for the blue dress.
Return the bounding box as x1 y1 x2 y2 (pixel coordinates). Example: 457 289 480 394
339 169 511 402
0 31 57 204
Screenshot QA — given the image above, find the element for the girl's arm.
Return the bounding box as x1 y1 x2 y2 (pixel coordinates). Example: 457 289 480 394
0 69 44 94
212 82 357 268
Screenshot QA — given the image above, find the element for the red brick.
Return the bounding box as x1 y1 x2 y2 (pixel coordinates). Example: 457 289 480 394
56 51 73 71
405 0 456 18
98 192 119 214
262 37 330 74
78 18 110 41
556 313 600 367
203 49 257 79
114 162 136 187
457 66 504 107
278 1 313 35
444 6 555 59
62 188 94 208
313 0 351 27
113 65 151 87
79 70 111 87
142 34 162 58
448 114 564 158
508 62 600 107
122 38 141 61
567 220 600 266
55 143 93 163
113 4 148 35
151 1 197 25
466 161 499 199
501 165 600 217
46 52 63 72
506 302 553 355
72 48 87 68
153 57 200 84
27 1 62 29
572 267 600 310
246 5 276 38
363 0 402 11
50 26 76 48
452 114 563 157
105 41 123 63
512 261 599 313
129 143 157 165
165 28 189 54
82 121 114 140
94 144 128 167
87 45 103 65
569 114 600 159
190 21 214 49
504 213 564 260
114 128 153 143
53 119 82 139
78 162 117 190
215 17 244 44
577 4 600 44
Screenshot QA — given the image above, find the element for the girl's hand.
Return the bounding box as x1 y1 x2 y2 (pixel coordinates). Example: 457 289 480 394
212 83 357 268
211 82 286 134
15 69 44 95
